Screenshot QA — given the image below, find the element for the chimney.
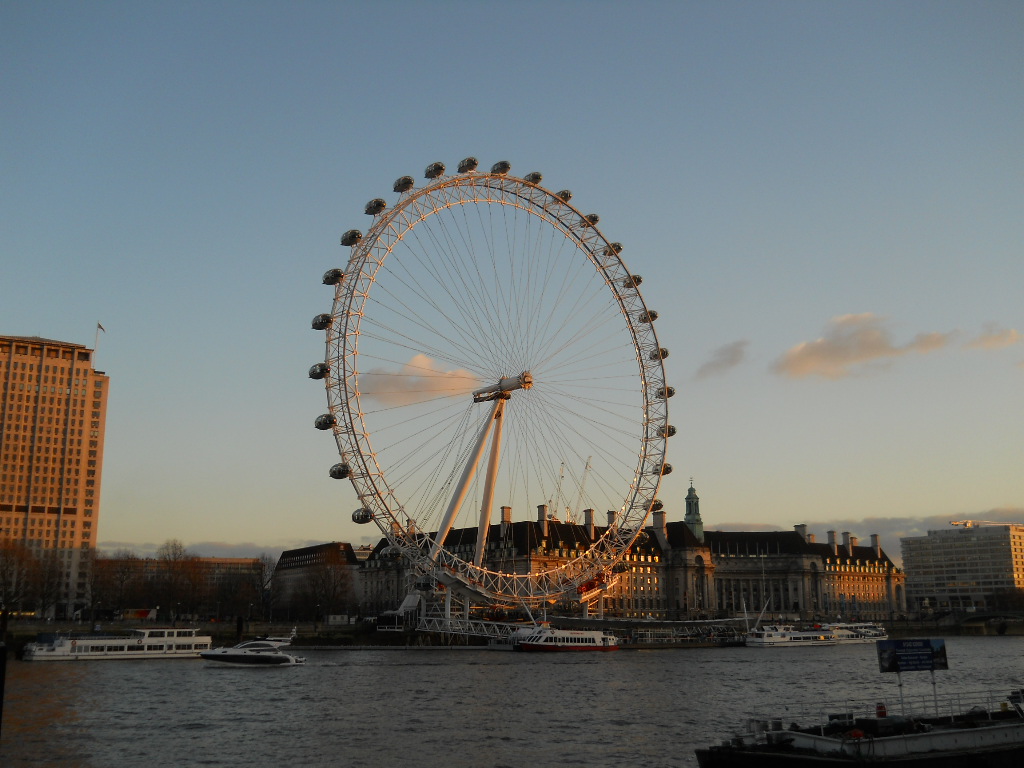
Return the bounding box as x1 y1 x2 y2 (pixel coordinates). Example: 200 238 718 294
537 504 548 538
607 510 616 530
842 531 852 555
794 524 808 542
850 535 859 552
870 533 881 558
500 506 512 538
584 508 595 540
807 533 816 544
828 530 838 556
653 508 667 538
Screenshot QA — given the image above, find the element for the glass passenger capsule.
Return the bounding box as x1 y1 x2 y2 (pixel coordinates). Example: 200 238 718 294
322 268 344 285
393 175 415 193
364 198 387 215
352 508 373 524
314 413 336 430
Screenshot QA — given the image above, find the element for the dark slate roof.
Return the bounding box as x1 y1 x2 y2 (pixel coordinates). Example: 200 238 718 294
704 530 815 556
366 517 669 561
704 530 896 565
664 521 707 549
277 541 359 567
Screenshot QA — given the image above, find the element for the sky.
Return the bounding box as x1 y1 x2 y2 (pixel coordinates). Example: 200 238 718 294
3 1 1021 564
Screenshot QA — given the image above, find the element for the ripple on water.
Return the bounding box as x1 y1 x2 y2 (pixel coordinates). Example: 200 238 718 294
3 637 1024 767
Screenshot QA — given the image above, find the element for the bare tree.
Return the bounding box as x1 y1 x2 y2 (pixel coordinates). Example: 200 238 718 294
254 553 277 620
299 556 355 622
0 540 35 635
28 547 65 619
107 548 143 612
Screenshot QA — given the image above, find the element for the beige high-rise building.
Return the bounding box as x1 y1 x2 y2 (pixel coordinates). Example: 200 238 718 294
1 334 109 617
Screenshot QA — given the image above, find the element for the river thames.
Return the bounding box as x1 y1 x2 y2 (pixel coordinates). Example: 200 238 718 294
3 635 1023 767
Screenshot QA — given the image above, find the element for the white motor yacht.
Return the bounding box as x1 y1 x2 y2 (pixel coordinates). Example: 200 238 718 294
200 639 305 666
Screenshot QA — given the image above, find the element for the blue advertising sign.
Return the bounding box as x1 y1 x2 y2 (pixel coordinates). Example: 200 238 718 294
876 638 948 673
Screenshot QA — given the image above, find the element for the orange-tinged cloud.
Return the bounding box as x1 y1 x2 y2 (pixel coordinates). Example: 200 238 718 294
773 313 954 379
359 353 478 407
966 326 1022 350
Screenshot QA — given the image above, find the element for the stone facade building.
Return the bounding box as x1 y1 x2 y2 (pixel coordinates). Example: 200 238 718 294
353 483 907 621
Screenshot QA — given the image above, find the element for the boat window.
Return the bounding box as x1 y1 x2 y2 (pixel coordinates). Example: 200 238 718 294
147 645 164 651
108 646 125 652
150 631 165 638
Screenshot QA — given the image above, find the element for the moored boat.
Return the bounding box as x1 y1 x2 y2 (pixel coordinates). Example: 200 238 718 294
823 621 888 644
515 624 619 652
695 689 1024 767
22 627 212 661
745 624 836 647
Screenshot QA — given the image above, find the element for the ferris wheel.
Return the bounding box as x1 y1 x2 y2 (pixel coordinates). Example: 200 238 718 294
310 158 672 605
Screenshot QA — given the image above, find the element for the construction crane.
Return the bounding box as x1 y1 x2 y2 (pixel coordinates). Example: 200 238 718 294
570 456 592 524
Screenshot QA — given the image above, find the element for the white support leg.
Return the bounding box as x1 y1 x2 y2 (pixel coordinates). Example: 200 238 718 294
473 399 506 566
429 398 502 561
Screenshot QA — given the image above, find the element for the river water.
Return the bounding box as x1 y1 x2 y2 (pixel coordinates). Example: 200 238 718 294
3 635 1023 768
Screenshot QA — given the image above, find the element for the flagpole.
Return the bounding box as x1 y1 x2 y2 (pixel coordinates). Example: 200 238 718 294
94 323 105 365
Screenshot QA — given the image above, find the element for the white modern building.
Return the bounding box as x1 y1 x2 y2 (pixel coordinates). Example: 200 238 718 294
901 521 1024 612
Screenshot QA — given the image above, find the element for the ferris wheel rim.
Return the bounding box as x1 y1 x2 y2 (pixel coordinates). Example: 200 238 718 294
317 162 669 603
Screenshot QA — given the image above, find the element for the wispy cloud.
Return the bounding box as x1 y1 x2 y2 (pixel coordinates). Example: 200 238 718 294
965 325 1022 350
696 340 749 379
359 353 478 406
773 313 954 379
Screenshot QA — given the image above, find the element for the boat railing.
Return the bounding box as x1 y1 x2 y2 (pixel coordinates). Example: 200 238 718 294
782 689 1024 733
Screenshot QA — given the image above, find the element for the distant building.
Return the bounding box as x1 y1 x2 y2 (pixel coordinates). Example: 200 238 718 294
355 483 906 621
0 334 109 618
901 521 1024 612
273 542 361 620
643 484 904 621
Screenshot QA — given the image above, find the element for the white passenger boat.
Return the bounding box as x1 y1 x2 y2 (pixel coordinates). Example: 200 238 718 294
200 639 305 666
823 622 888 644
745 624 836 647
22 627 212 661
515 625 619 652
